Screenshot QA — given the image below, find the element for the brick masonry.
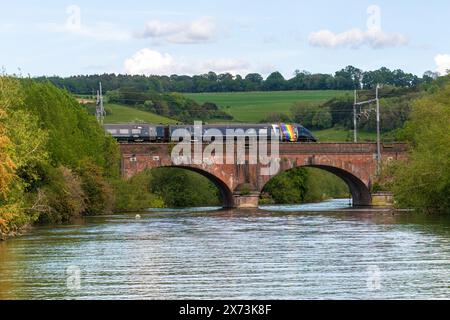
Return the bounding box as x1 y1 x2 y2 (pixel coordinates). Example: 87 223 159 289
119 142 408 208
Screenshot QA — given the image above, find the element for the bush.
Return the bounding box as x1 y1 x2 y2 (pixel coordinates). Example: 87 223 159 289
38 166 87 224
77 161 114 216
112 171 164 211
291 103 332 129
263 168 308 204
261 112 291 123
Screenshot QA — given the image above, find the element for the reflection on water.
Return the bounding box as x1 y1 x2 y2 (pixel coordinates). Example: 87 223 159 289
0 200 449 300
260 199 352 212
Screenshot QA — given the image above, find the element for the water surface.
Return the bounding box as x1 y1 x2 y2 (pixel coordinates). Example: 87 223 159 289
0 200 449 300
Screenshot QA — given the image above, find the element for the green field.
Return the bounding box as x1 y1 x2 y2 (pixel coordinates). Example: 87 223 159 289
186 90 349 122
104 103 176 124
312 128 377 142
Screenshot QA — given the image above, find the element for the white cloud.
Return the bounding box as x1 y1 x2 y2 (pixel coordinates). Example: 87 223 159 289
309 28 408 49
124 49 178 75
124 49 250 75
136 17 217 44
435 54 450 75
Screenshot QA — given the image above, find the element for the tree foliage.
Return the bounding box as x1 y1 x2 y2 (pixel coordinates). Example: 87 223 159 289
392 78 450 213
149 168 221 208
112 171 164 211
0 77 122 238
36 66 431 95
262 167 309 204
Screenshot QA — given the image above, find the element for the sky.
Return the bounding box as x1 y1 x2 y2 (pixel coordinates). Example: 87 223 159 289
1 0 450 78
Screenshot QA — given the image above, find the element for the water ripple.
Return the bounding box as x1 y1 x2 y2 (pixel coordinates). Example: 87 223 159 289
0 200 449 300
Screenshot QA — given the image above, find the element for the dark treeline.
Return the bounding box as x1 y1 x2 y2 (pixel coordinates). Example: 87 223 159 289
36 66 438 95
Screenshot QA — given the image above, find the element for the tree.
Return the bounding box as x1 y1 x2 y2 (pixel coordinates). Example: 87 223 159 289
335 65 363 89
244 73 263 91
262 112 291 123
262 168 309 204
392 78 450 213
1 77 123 238
0 77 48 236
291 103 317 127
312 109 332 129
150 168 221 207
0 80 16 201
291 102 333 130
263 72 286 91
325 95 354 129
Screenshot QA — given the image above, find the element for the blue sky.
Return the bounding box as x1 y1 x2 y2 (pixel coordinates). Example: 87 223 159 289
1 0 450 77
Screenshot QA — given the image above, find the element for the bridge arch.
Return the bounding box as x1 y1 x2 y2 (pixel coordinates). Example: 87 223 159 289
154 165 235 208
262 165 372 207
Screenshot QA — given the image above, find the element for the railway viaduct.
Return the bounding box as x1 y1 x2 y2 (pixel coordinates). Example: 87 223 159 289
118 142 408 208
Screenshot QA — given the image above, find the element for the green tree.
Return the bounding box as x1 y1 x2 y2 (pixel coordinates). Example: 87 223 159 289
0 77 48 236
263 72 286 91
312 109 332 129
392 79 450 213
290 102 316 127
262 112 292 123
150 168 221 207
262 168 308 204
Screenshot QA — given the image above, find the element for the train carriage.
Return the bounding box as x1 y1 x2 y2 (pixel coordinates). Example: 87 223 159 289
105 123 317 143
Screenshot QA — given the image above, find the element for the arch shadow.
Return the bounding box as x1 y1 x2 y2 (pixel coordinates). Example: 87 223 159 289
263 165 372 207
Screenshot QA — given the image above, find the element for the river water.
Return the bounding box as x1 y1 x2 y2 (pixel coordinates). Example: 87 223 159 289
0 200 449 300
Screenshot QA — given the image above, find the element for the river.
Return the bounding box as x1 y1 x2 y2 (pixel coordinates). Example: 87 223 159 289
0 199 449 300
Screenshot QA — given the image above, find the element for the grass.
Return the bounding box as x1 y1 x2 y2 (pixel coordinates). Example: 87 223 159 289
312 128 377 142
104 103 176 124
186 90 349 123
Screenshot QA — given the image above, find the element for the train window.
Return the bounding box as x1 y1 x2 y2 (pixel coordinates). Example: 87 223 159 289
131 129 141 134
107 129 117 134
119 129 129 134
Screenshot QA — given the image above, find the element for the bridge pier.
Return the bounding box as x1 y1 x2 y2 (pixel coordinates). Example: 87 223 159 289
371 192 394 207
233 192 260 209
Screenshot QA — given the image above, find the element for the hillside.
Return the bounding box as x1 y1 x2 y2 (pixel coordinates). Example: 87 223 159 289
104 103 176 124
186 90 349 122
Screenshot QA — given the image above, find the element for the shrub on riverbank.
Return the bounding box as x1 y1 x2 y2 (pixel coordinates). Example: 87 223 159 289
37 166 87 224
112 171 165 211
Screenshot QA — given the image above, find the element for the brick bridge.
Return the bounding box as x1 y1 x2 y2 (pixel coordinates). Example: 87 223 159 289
119 143 408 208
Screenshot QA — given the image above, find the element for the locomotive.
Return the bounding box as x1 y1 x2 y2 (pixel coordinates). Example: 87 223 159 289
104 123 317 143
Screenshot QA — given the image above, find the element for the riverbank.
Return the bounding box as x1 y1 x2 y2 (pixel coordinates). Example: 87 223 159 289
0 224 32 241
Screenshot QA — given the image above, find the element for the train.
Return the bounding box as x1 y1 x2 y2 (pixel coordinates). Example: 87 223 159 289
104 123 317 143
